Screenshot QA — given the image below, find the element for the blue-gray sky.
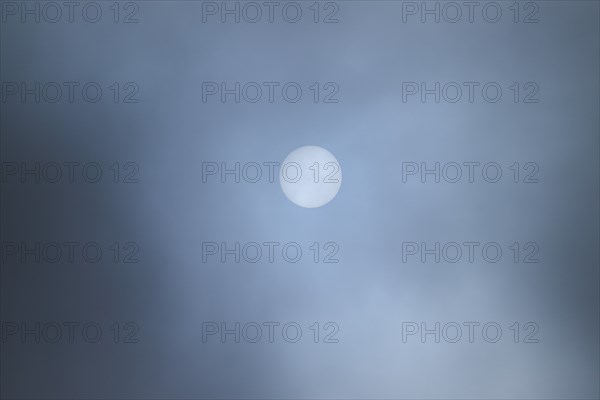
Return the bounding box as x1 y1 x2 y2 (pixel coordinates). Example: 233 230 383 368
1 1 599 398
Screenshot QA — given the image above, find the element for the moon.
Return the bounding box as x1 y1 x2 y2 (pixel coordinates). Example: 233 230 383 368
279 146 342 208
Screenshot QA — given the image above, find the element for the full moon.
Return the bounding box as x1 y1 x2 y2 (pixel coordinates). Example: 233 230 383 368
279 146 342 208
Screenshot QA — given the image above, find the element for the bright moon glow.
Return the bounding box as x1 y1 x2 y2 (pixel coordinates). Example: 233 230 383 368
279 146 342 208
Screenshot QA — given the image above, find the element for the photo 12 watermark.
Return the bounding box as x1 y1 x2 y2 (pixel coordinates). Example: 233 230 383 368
1 162 140 184
1 321 140 344
1 241 140 264
201 321 340 343
200 2 340 24
0 2 140 24
401 321 540 343
201 241 340 264
1 82 140 104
